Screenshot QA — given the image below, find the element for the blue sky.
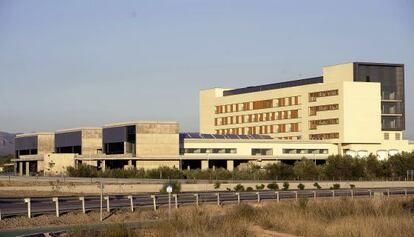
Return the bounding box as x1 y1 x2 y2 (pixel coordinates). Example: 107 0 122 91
0 0 413 138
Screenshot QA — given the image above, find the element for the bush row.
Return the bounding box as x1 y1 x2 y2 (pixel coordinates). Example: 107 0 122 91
67 152 414 180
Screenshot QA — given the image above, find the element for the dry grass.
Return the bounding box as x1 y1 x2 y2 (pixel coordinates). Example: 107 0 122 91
68 197 414 237
3 197 413 236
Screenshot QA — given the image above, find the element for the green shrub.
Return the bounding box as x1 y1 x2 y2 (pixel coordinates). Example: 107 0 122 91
246 187 254 191
282 182 290 191
267 182 279 190
255 184 265 190
350 184 356 189
297 183 305 190
233 184 245 192
214 181 221 189
330 183 340 189
313 182 322 189
160 180 181 193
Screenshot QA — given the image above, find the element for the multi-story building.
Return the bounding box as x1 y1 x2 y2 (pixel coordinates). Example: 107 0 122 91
200 62 409 157
14 132 54 175
11 62 414 175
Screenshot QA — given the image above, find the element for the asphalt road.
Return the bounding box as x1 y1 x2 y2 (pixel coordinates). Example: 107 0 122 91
0 188 413 218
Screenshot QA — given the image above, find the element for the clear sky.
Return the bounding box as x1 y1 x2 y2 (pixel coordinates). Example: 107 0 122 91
0 0 413 138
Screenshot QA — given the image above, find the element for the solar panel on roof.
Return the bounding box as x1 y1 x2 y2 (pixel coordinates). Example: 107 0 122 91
213 134 225 139
201 134 215 139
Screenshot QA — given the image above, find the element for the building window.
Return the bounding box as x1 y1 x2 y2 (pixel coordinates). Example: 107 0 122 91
384 133 389 140
395 133 401 140
309 118 339 130
309 133 339 140
309 89 339 102
309 104 339 116
251 148 273 156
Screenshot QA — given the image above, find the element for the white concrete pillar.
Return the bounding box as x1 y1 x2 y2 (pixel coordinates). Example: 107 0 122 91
227 160 234 171
150 195 157 211
24 198 31 218
104 196 110 212
19 162 23 176
256 192 261 203
52 197 59 217
128 195 134 212
201 160 209 170
172 194 178 209
235 193 240 204
79 197 86 213
194 194 199 206
25 162 30 176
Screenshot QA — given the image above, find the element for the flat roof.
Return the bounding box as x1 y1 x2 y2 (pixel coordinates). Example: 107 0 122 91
103 120 179 128
56 127 101 133
16 132 54 138
223 76 323 96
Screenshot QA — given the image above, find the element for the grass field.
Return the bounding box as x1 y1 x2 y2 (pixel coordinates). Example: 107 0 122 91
66 197 414 237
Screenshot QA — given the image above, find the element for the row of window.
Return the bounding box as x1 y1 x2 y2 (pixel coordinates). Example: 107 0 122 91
282 149 329 154
181 148 237 154
215 123 300 135
215 96 300 114
215 110 299 126
309 89 339 102
309 118 339 130
384 133 401 140
309 104 339 116
276 136 302 140
309 132 339 140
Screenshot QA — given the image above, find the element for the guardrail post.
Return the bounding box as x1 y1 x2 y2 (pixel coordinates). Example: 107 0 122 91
405 189 408 196
256 192 261 203
235 192 240 204
128 196 134 212
275 192 279 202
332 190 335 198
52 197 59 217
24 198 31 218
369 190 372 197
79 197 86 213
215 193 220 206
0 210 2 220
351 190 354 199
313 191 316 200
104 196 110 212
193 194 199 206
172 194 178 209
294 191 298 201
387 189 390 197
150 195 157 211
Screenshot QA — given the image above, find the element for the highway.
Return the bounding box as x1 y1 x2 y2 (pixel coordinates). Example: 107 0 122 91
0 188 413 218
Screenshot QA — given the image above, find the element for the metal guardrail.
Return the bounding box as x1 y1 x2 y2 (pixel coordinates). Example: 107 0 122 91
0 188 413 220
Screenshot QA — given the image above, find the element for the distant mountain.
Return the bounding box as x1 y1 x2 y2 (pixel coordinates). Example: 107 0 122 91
0 131 15 156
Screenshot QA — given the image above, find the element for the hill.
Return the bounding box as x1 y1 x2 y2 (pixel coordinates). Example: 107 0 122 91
0 131 15 156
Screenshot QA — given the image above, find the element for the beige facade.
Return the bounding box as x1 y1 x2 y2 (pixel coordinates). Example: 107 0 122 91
12 62 414 175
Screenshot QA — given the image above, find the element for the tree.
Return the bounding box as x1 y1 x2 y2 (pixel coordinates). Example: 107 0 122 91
387 152 414 178
293 158 320 180
265 163 295 180
364 154 384 179
282 182 290 190
324 155 353 179
297 183 305 190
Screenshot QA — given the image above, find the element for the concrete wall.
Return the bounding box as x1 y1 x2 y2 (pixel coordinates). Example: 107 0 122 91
81 129 102 155
342 82 382 143
44 153 76 176
323 63 354 83
37 134 55 155
136 122 179 157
